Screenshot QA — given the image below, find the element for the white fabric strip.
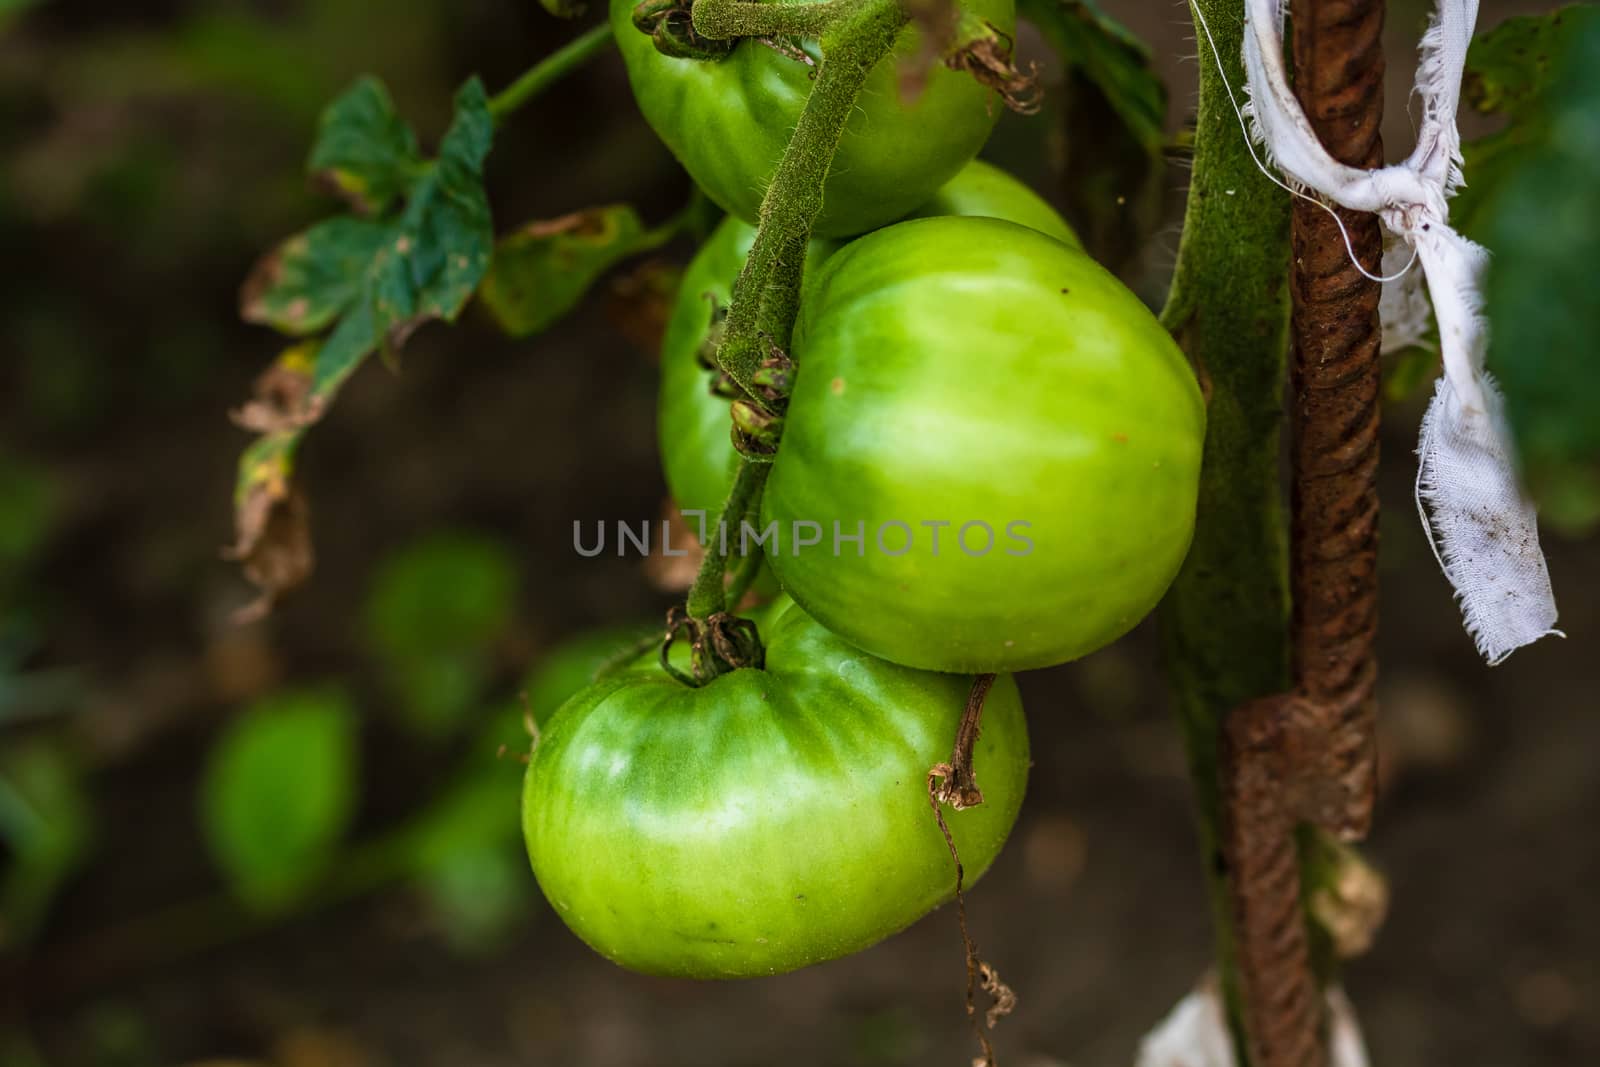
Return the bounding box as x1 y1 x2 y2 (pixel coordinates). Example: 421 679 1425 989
1236 0 1559 663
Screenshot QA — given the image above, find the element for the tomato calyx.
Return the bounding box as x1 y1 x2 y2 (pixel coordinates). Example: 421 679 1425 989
660 604 765 685
944 22 1040 115
728 345 793 460
633 0 736 61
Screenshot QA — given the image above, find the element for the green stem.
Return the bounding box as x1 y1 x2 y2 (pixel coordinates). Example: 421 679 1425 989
488 23 615 124
692 0 859 39
686 460 771 618
678 0 906 633
1159 1 1293 1060
714 0 908 398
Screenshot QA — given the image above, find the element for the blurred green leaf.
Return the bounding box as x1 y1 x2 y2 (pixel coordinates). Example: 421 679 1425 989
366 78 495 348
364 533 519 736
1471 9 1600 528
405 771 528 952
200 689 358 913
1382 345 1440 405
307 76 422 215
0 453 57 581
1018 0 1166 153
1455 5 1600 238
480 205 673 338
417 844 530 953
522 624 657 719
241 217 390 336
1016 0 1167 266
231 78 495 614
1463 6 1597 118
366 533 519 658
0 740 94 948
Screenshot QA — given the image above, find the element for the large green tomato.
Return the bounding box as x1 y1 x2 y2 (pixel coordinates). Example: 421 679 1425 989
659 160 1080 525
612 0 1012 238
521 600 1028 977
761 216 1205 673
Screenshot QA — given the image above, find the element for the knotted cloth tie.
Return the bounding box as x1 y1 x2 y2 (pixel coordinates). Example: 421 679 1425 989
1237 0 1560 663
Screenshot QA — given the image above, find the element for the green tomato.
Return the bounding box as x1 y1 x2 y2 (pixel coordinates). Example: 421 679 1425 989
613 0 1012 238
761 216 1205 672
659 160 1079 525
521 600 1028 977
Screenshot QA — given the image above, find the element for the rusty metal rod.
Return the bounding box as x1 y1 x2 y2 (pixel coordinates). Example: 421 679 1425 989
1219 0 1385 1063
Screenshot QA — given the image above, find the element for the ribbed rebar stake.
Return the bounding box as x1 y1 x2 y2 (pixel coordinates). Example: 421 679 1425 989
1286 0 1384 838
1219 0 1385 1064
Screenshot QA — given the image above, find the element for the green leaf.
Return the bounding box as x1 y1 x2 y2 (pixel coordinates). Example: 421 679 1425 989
365 532 519 659
1455 5 1600 238
366 78 495 346
480 205 673 337
1474 10 1600 527
1382 345 1440 405
307 76 422 215
1019 0 1166 153
240 217 390 336
364 532 519 737
0 452 57 581
232 78 496 614
0 741 94 948
200 689 358 913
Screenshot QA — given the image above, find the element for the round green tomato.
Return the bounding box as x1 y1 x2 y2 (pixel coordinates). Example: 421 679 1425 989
761 216 1205 673
612 0 1012 238
521 601 1028 977
658 160 1079 524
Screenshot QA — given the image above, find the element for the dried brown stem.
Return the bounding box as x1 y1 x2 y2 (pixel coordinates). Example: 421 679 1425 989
1219 1 1385 1064
926 673 1011 1066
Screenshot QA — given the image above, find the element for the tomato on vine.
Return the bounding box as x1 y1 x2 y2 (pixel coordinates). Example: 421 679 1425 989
613 0 1014 238
659 159 1080 525
760 215 1205 673
520 600 1028 977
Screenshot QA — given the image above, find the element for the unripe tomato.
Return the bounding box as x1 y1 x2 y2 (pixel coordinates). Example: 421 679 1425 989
761 216 1205 673
520 601 1028 977
659 160 1079 524
612 0 1013 238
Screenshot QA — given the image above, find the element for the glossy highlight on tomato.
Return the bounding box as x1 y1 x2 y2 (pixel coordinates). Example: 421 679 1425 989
520 600 1029 977
658 160 1080 524
612 0 1013 238
761 215 1205 673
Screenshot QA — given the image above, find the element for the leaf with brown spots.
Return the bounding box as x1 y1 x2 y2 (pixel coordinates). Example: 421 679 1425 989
225 432 314 624
228 78 497 618
479 204 676 338
240 217 388 337
306 76 422 216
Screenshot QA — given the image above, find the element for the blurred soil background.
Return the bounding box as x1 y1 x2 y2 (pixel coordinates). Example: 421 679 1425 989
0 0 1594 1065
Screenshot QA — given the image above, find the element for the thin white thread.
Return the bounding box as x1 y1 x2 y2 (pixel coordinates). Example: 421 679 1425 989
1189 2 1419 284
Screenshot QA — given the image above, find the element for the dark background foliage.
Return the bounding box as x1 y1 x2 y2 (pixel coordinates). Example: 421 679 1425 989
0 1 1594 1064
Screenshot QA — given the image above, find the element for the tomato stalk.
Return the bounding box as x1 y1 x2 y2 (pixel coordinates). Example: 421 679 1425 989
691 0 861 40
1158 0 1293 1058
487 22 616 125
709 0 909 398
671 0 910 679
684 458 770 620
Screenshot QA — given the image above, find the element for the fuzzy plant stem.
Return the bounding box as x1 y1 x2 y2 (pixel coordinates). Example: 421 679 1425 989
1159 0 1294 1059
682 0 908 623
